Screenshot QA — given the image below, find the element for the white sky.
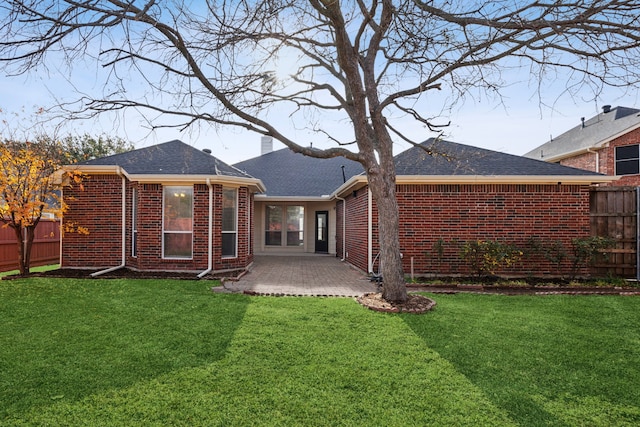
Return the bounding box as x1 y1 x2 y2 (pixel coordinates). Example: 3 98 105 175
1 67 639 165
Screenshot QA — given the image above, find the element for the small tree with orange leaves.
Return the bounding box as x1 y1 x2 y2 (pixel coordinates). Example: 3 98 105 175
0 139 83 276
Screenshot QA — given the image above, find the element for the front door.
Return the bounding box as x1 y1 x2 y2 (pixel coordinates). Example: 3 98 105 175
315 211 329 253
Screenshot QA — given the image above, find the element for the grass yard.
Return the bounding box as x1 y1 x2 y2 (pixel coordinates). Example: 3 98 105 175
1 278 639 426
0 264 60 278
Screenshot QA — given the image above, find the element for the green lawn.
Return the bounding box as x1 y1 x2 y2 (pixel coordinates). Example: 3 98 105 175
0 264 60 278
1 278 639 426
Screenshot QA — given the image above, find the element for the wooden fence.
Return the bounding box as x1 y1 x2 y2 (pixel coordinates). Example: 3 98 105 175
0 219 61 273
590 186 638 279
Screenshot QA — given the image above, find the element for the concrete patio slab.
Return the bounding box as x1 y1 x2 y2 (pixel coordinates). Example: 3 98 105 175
223 255 378 297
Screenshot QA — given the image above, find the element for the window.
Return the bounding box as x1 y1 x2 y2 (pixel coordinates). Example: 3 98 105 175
615 144 640 175
222 188 237 258
132 187 138 257
265 205 282 245
286 206 304 246
163 186 193 258
265 205 304 247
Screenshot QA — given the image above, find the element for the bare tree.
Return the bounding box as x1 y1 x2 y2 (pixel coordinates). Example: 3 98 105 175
2 0 639 301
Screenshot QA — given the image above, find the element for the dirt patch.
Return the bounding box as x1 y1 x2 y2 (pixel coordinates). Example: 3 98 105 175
357 292 436 314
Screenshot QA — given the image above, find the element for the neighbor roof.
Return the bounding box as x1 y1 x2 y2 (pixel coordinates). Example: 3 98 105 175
523 106 640 162
79 139 251 178
234 148 364 198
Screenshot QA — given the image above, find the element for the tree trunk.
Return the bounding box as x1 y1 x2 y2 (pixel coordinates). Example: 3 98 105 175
23 225 35 276
368 169 407 303
11 224 26 276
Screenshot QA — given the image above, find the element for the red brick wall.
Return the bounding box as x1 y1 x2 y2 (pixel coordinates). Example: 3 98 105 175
338 183 591 277
560 151 598 172
63 174 253 272
338 188 376 273
62 174 124 268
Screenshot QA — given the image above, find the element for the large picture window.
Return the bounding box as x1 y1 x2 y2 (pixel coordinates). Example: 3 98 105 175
265 205 304 247
163 186 193 258
222 188 237 258
615 144 640 175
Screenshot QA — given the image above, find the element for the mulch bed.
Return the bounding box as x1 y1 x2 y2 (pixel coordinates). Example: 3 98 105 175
5 268 228 280
407 283 640 296
357 292 436 314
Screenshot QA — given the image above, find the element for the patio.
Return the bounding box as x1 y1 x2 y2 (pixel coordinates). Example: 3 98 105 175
223 255 378 297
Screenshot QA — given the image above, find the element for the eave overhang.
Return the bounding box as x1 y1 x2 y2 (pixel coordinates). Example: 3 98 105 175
536 121 640 163
253 195 332 203
332 174 619 198
61 165 266 193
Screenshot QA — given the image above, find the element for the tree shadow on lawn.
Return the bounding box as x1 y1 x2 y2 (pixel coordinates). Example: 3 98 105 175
8 296 517 426
401 293 640 427
0 279 251 420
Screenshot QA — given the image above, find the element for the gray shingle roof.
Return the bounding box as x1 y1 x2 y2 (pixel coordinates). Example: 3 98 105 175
81 138 603 198
523 106 640 161
234 148 364 197
80 140 251 178
397 138 605 176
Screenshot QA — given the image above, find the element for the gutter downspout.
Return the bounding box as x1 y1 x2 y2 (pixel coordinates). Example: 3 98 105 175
368 188 373 274
586 148 600 173
335 196 346 261
198 179 214 278
91 167 126 277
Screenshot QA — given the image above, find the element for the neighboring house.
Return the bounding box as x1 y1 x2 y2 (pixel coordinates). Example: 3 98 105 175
524 105 640 186
61 136 616 277
62 140 264 276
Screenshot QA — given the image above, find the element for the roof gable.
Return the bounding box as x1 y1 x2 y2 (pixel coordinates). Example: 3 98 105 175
80 140 252 178
396 138 605 177
234 148 364 197
523 106 640 161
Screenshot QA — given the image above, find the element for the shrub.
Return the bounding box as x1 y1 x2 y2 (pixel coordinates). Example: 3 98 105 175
525 236 567 272
460 240 523 277
570 236 615 279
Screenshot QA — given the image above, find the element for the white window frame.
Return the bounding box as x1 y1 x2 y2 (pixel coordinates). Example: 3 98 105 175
131 187 138 257
162 185 194 259
265 204 304 247
222 187 238 258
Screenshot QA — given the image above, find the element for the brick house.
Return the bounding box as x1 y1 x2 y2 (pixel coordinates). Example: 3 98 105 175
524 105 640 186
62 137 615 277
62 140 264 276
330 139 615 277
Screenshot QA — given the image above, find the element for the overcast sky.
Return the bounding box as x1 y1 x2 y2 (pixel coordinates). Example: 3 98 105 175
2 67 639 165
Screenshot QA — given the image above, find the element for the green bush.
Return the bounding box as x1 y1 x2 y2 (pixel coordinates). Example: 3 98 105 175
460 240 523 277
